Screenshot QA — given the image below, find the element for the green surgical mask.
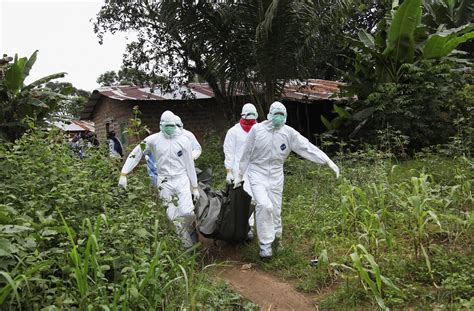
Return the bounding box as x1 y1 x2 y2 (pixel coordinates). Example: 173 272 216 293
272 114 285 128
164 125 176 136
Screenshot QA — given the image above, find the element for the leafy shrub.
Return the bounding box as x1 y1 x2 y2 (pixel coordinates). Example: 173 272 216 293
0 51 66 142
0 127 249 309
248 142 473 309
345 61 474 151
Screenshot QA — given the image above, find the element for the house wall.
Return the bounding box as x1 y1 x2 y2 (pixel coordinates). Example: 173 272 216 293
91 98 133 146
138 98 230 143
91 97 234 148
91 96 337 151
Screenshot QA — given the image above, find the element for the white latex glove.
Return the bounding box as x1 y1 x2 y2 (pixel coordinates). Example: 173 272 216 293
225 170 234 184
233 174 243 189
192 187 200 201
118 175 128 189
327 160 340 179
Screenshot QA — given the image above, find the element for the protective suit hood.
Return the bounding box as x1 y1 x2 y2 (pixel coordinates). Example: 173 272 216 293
160 111 179 137
266 101 287 129
241 103 258 120
175 115 184 128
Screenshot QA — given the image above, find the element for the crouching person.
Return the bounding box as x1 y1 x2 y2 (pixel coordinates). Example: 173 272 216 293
118 110 200 249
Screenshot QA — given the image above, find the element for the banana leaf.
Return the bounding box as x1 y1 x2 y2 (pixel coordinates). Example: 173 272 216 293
422 23 474 59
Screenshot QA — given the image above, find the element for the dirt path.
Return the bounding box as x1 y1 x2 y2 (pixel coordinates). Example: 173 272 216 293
214 262 316 310
201 238 321 310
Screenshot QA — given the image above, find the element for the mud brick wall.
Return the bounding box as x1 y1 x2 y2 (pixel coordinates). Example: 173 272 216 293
91 98 233 148
91 98 132 146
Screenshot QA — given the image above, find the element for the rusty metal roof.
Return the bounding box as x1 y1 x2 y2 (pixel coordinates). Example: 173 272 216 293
81 79 348 119
52 120 95 132
283 79 345 101
93 83 216 101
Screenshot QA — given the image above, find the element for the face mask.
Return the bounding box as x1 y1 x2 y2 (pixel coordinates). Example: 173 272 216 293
272 114 285 128
164 125 176 136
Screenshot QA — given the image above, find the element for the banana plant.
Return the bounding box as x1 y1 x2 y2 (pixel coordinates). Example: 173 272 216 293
0 50 66 141
344 0 474 100
422 23 474 58
424 0 474 30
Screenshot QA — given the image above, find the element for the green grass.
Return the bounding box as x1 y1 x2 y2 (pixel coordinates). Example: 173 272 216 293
194 131 473 309
0 127 256 310
1 127 472 310
233 151 473 310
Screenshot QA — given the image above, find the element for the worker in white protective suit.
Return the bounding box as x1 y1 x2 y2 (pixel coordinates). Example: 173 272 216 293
118 110 200 249
223 103 258 240
234 101 340 259
144 116 201 186
175 115 202 160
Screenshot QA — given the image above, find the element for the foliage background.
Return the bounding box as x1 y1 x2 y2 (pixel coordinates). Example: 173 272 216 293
0 127 255 309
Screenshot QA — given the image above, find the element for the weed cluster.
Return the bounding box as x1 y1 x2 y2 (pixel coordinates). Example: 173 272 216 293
0 127 254 309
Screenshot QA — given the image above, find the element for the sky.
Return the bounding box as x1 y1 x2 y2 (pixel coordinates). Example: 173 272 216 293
0 0 133 91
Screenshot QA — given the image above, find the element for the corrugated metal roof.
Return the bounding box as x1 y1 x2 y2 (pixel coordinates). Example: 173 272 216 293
284 79 345 101
53 120 95 132
81 79 348 119
94 83 217 101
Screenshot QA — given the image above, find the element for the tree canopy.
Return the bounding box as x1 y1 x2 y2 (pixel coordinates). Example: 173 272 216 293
94 0 385 112
96 67 167 87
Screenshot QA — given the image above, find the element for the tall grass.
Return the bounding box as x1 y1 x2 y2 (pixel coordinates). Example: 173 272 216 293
0 127 252 309
238 142 473 309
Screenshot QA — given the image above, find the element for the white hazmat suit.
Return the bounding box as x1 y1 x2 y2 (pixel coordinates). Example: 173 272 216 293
223 103 258 233
144 116 201 185
118 111 200 249
175 115 202 160
236 102 339 258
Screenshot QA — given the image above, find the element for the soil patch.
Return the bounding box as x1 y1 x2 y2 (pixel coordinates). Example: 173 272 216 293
200 237 319 310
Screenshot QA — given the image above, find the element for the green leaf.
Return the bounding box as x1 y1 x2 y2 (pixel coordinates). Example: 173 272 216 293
4 63 23 94
41 228 59 236
133 228 149 238
0 225 33 234
384 0 422 63
16 57 27 75
0 271 21 305
0 239 13 257
427 210 442 228
26 98 49 109
320 115 333 131
22 72 67 92
358 29 375 49
333 104 350 118
365 253 382 293
423 24 474 59
318 249 329 265
420 243 432 275
380 275 401 292
0 211 13 224
375 296 388 311
23 50 38 78
455 0 474 26
60 85 76 96
24 236 37 249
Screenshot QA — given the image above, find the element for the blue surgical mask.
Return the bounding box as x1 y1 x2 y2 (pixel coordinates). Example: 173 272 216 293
272 114 285 128
164 125 176 135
